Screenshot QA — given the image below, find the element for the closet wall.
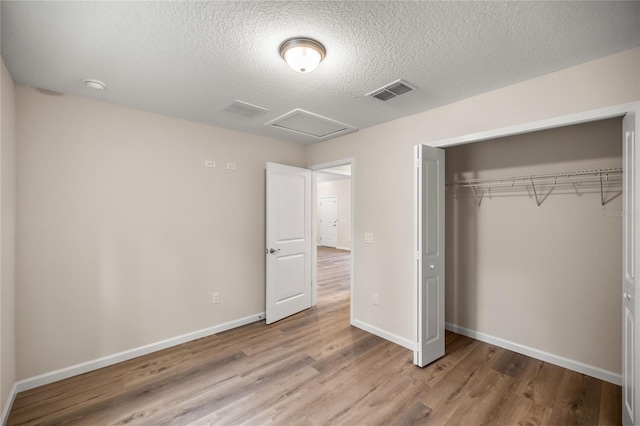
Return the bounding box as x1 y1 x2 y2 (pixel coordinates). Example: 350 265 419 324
445 117 623 374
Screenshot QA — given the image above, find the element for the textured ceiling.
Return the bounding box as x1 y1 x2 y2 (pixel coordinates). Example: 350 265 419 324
2 1 639 145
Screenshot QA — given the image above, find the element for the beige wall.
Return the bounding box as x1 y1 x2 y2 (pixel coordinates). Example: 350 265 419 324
15 86 306 378
317 179 351 250
7 47 640 385
1 59 17 413
306 48 640 363
446 118 622 373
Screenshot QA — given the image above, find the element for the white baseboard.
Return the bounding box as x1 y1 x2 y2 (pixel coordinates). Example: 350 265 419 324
1 382 18 426
445 322 622 386
351 319 416 351
14 312 265 394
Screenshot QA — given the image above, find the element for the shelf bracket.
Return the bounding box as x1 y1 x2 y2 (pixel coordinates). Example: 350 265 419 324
530 177 542 208
600 174 605 209
471 187 484 207
600 172 623 207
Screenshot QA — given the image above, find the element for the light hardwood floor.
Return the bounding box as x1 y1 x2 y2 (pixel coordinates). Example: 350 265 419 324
9 247 621 425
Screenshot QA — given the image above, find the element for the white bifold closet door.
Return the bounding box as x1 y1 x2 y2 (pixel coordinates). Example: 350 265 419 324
414 144 446 367
622 110 637 426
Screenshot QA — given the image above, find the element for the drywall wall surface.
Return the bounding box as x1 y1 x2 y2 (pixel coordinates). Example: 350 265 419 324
15 86 306 379
317 180 351 250
1 59 17 413
306 48 639 346
446 118 622 373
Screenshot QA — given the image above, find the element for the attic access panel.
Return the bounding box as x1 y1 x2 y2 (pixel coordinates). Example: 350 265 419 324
265 109 357 141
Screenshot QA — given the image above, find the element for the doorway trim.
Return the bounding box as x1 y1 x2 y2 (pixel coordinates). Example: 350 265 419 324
429 102 638 149
309 158 355 324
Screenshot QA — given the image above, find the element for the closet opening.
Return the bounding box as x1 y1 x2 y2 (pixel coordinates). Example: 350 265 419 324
444 117 623 382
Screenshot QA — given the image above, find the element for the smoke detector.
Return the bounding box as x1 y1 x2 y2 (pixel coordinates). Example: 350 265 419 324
84 79 106 91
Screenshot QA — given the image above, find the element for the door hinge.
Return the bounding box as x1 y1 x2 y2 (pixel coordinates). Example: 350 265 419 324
415 159 421 168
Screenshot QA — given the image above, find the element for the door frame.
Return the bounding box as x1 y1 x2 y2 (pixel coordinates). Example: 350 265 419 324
309 158 355 323
422 101 639 420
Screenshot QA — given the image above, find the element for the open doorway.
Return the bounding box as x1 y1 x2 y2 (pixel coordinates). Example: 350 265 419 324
311 160 354 322
317 165 351 250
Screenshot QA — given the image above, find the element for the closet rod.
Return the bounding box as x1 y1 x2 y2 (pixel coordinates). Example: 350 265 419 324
446 167 622 192
446 167 622 208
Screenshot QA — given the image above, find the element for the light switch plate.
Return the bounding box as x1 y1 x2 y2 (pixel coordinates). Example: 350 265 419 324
364 232 374 244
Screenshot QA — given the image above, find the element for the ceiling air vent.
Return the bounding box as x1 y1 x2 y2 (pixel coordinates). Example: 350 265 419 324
366 79 417 101
223 100 268 118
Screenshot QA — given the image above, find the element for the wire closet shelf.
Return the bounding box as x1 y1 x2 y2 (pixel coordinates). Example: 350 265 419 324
446 167 623 207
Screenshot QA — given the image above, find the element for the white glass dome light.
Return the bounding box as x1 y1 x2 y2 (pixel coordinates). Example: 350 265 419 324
279 38 326 74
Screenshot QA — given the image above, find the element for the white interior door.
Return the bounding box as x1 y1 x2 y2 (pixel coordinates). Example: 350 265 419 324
414 144 446 367
320 196 337 248
623 110 637 426
266 162 312 325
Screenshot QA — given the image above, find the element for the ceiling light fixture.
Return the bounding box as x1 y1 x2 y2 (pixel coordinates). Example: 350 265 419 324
279 38 326 73
84 79 106 91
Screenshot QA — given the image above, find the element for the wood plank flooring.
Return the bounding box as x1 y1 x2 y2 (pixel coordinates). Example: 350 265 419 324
8 247 621 425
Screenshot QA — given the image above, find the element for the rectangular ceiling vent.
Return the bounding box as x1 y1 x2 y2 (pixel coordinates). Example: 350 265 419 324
223 100 268 118
366 79 417 101
264 109 357 141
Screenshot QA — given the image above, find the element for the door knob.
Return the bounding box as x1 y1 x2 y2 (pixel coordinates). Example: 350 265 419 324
269 248 280 254
429 265 435 270
624 293 632 301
